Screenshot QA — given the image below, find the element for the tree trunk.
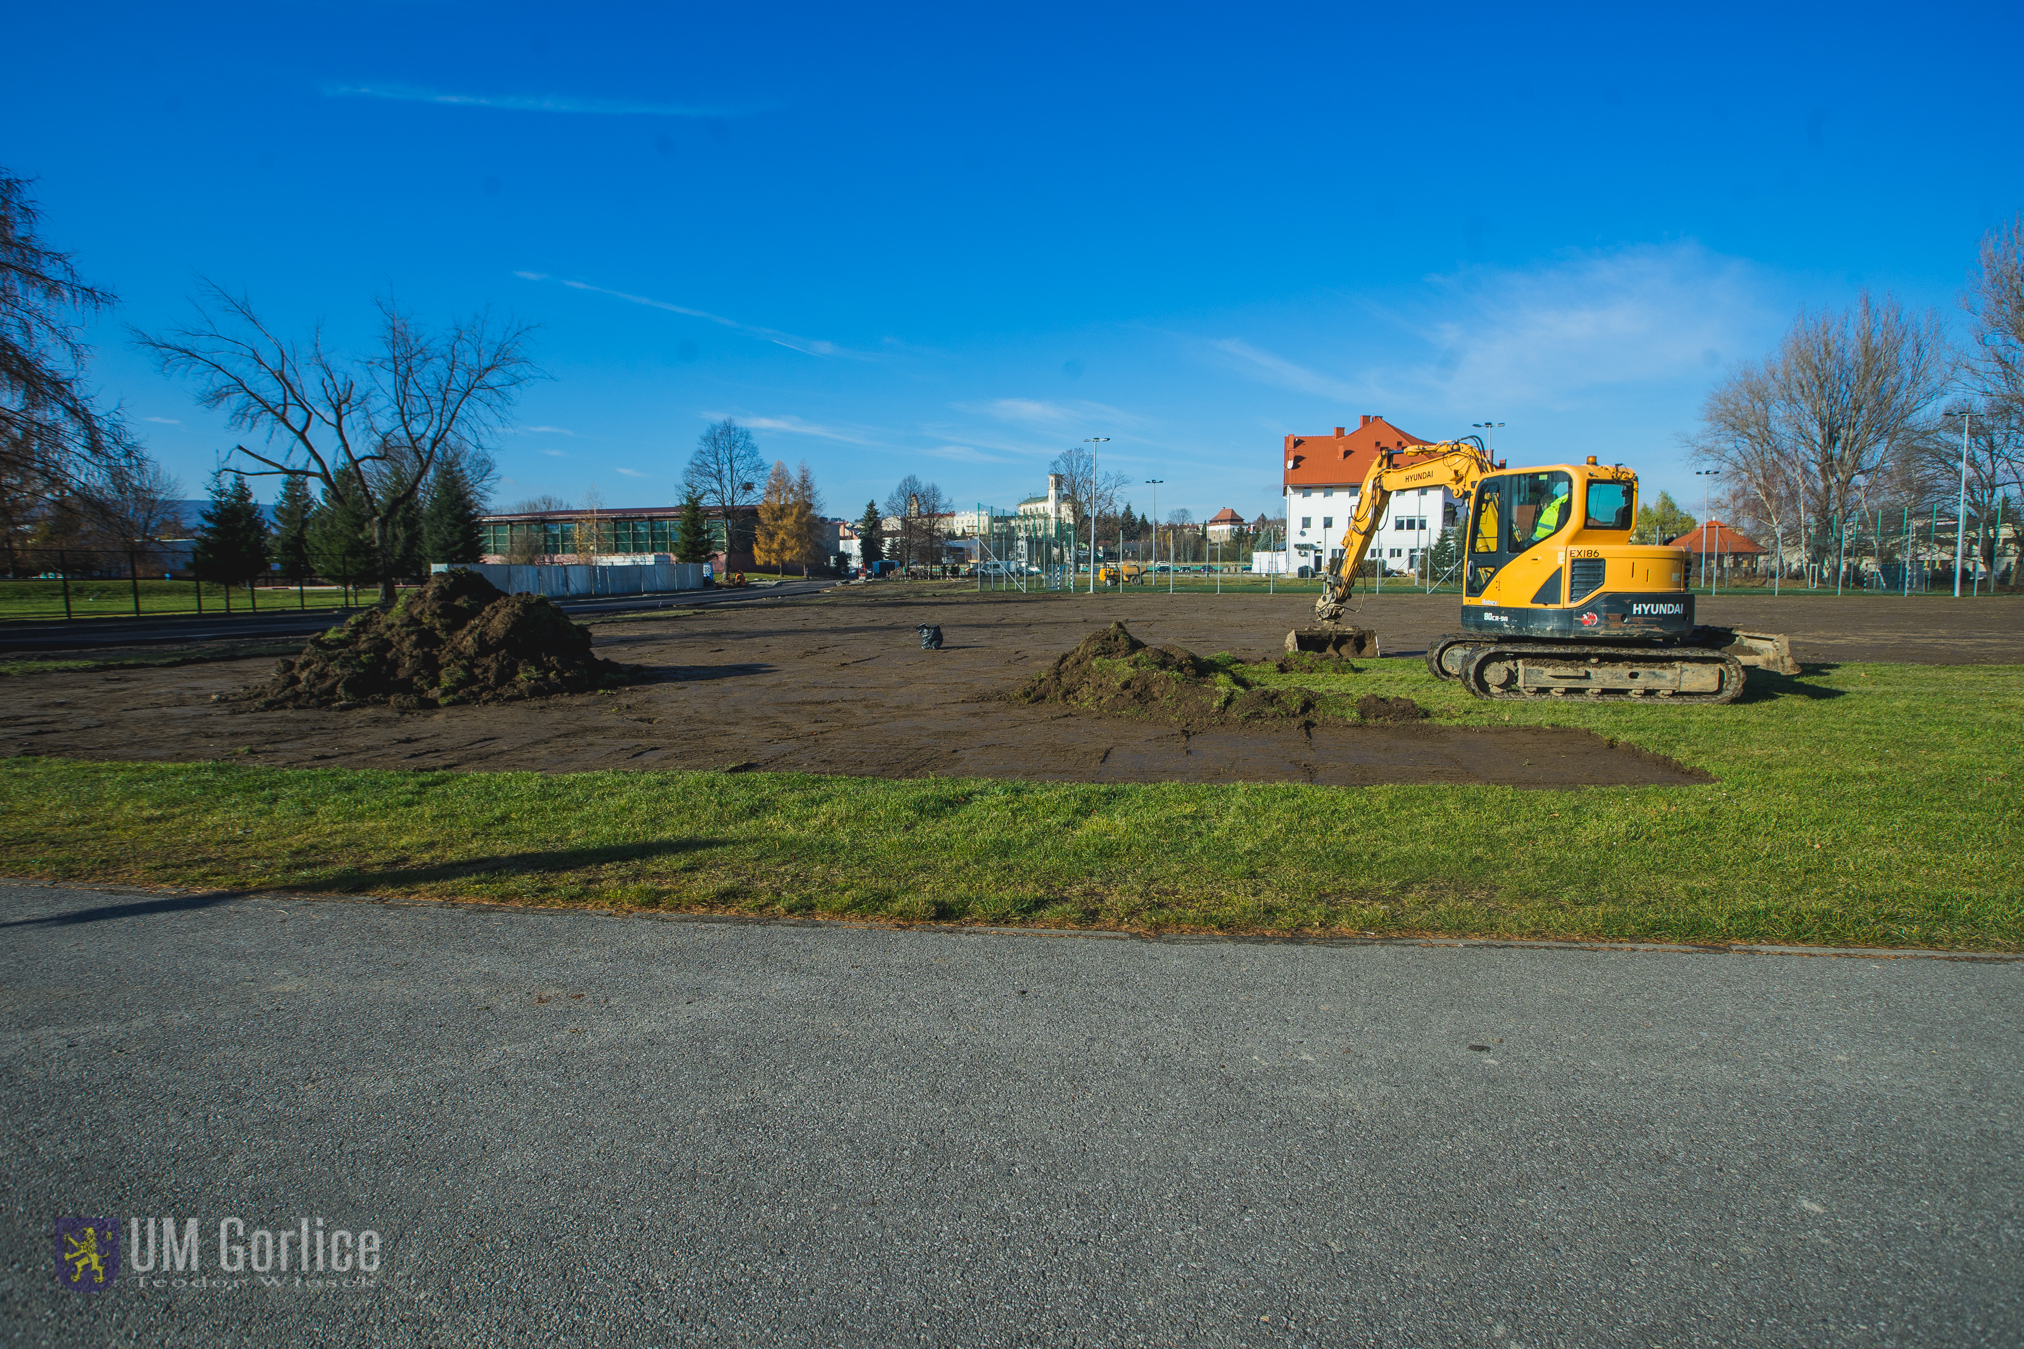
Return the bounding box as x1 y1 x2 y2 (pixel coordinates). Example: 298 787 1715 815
372 514 397 606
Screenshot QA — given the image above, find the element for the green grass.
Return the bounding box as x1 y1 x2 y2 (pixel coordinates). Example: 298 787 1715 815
1 658 2016 948
0 578 367 622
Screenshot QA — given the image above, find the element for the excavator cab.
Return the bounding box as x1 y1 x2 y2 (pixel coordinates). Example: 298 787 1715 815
1458 463 1695 639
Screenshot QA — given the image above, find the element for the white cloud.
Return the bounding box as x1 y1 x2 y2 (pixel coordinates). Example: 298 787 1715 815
970 397 1143 429
718 413 882 446
1387 243 1776 410
323 84 746 118
144 416 181 424
613 468 648 478
541 450 568 458
515 273 878 361
923 444 1019 464
1209 340 1364 402
517 425 576 436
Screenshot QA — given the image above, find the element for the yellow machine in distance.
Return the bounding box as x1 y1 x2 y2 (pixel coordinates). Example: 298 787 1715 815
1307 438 1792 703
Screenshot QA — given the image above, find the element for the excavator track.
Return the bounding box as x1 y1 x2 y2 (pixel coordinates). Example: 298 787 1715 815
1460 642 1747 704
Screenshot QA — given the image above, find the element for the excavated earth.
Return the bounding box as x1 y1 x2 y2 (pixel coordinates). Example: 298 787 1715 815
243 570 634 711
0 587 1772 788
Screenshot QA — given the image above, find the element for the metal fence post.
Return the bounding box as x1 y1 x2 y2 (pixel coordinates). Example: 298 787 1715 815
59 551 72 619
130 551 141 617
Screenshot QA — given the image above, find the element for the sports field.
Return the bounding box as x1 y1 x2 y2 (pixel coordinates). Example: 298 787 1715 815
0 586 2017 949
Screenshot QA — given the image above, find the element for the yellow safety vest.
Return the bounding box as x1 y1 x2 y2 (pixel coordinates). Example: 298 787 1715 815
1533 494 1567 540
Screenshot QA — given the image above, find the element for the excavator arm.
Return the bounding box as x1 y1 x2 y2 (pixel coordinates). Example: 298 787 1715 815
1313 439 1494 623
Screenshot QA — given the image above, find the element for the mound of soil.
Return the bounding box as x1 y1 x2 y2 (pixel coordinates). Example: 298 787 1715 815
243 570 634 711
1356 694 1428 723
1011 622 1320 732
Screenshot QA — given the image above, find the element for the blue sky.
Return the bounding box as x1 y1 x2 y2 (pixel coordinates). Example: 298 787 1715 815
9 1 2021 522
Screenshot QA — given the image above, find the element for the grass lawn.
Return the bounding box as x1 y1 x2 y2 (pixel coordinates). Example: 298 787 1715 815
0 659 2016 949
0 578 365 622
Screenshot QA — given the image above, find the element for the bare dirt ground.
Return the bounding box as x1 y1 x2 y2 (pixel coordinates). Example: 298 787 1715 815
3 587 2014 788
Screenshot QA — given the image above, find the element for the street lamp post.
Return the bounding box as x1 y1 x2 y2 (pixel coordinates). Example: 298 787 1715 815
1472 422 1506 458
1145 479 1162 591
1944 408 1973 598
1694 469 1720 592
1084 437 1109 594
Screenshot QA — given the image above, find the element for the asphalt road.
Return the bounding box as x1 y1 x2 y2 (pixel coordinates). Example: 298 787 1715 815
0 580 835 651
2 883 2017 1348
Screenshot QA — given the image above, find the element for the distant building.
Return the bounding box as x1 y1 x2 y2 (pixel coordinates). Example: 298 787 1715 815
1281 416 1460 576
1017 474 1074 524
1205 508 1245 542
1665 519 1768 572
478 503 760 574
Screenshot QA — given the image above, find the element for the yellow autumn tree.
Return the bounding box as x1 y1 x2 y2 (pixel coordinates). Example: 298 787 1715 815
754 460 809 577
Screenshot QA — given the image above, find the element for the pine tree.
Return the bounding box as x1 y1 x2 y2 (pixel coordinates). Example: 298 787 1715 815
190 471 270 585
383 495 425 581
674 491 713 564
856 500 884 568
422 464 485 565
307 483 373 587
271 474 315 582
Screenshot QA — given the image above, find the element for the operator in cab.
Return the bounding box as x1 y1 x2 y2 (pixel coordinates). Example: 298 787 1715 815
1531 479 1572 541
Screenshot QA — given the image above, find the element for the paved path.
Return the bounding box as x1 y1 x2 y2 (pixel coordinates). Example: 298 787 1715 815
2 883 2016 1346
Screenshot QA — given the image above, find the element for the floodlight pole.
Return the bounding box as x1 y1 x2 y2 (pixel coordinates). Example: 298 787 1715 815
1471 421 1505 456
1695 470 1720 591
1146 480 1162 589
1946 409 1972 598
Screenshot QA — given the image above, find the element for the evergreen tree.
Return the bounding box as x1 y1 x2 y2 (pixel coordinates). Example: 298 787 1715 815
271 473 315 581
673 491 713 564
190 471 270 585
1430 526 1460 579
1632 491 1697 544
422 464 485 565
307 483 373 586
383 494 425 581
856 500 884 568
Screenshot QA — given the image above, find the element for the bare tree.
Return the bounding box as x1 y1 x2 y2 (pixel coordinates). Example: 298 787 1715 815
1691 292 1949 572
1048 444 1131 540
135 284 540 604
683 419 763 553
883 474 949 571
1965 214 2024 414
509 493 569 513
1 170 142 521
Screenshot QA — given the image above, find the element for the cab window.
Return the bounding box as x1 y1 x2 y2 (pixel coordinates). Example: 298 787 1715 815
1505 472 1573 552
1585 481 1632 530
1470 482 1502 555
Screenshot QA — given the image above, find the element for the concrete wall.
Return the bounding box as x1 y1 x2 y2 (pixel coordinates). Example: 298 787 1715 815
431 561 706 597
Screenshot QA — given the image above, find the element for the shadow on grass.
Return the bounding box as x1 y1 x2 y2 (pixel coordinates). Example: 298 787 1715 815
1735 663 1848 704
2 891 246 928
312 838 720 891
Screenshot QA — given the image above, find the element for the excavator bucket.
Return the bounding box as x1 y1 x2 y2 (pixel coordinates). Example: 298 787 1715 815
1285 625 1380 659
1722 629 1800 676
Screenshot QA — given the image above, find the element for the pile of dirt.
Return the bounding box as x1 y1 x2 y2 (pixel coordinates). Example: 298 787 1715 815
1010 622 1322 732
1356 694 1428 723
243 570 635 711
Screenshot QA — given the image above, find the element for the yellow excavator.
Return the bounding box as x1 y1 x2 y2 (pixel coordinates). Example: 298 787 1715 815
1297 438 1794 703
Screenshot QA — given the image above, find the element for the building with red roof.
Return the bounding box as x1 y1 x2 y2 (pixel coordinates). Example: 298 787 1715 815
1205 507 1245 541
1665 519 1767 559
1280 415 1458 576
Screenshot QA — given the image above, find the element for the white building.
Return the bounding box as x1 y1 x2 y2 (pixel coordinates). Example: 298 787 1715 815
1282 416 1459 577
